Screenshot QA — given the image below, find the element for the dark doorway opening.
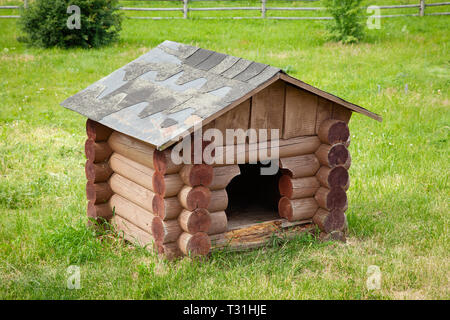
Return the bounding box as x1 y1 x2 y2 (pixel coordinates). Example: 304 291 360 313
225 162 282 230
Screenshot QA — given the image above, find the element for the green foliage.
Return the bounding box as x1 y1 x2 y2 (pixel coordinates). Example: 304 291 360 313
324 0 365 44
19 0 122 48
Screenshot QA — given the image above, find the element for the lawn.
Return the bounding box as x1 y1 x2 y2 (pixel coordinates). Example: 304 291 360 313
0 8 449 299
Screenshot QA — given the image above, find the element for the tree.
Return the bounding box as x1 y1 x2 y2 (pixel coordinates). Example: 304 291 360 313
19 0 122 48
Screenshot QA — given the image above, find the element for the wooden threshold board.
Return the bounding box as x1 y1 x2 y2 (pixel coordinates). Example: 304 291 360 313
210 210 314 252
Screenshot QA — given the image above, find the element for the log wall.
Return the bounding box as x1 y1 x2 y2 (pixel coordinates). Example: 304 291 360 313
84 104 352 258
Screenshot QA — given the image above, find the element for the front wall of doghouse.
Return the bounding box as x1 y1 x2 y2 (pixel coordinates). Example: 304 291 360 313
84 86 353 258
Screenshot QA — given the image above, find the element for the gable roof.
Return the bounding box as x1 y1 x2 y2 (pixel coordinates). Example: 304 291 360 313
61 40 381 150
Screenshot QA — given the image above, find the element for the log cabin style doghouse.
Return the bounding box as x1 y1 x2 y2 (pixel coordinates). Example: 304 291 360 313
61 41 381 259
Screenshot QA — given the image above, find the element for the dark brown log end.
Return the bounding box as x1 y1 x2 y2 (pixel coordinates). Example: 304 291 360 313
187 208 211 233
85 160 113 183
87 201 112 219
151 217 165 243
153 150 167 174
186 186 211 210
313 208 346 233
328 144 350 167
86 181 113 204
86 119 113 141
278 196 292 220
278 175 293 198
152 194 165 219
85 139 95 161
152 172 166 196
320 231 346 243
154 242 183 260
326 187 347 210
327 121 350 145
190 164 214 187
186 232 211 256
328 166 349 189
85 139 112 163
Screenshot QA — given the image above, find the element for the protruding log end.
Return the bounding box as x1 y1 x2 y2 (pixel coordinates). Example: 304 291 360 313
278 175 319 199
316 166 349 189
87 201 112 219
312 208 346 233
85 139 112 163
314 187 347 211
86 181 113 204
85 160 113 183
86 119 113 141
278 197 318 222
179 186 211 211
319 230 346 243
278 175 293 198
153 149 181 175
152 172 165 196
178 232 211 257
180 164 214 187
178 208 211 234
154 242 183 260
151 217 165 243
315 144 350 168
318 119 350 145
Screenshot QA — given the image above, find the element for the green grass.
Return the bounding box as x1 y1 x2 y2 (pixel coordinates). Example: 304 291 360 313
0 8 449 299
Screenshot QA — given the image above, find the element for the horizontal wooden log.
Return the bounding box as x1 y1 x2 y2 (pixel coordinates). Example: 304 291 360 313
278 197 318 222
208 189 229 212
210 220 314 252
178 208 211 234
319 230 346 243
151 217 183 244
109 152 183 197
312 208 346 233
314 187 347 210
85 139 112 163
178 185 211 211
152 195 183 220
315 144 350 168
111 214 153 248
316 166 349 190
179 164 213 187
86 181 113 204
86 119 113 142
279 154 320 178
213 135 320 165
85 160 113 183
109 194 156 233
154 242 183 260
108 173 156 214
87 201 112 219
210 165 241 190
108 131 181 174
278 175 320 199
318 119 350 145
177 232 211 256
207 211 228 235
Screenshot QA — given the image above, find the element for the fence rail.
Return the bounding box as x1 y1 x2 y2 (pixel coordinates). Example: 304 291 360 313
1 0 449 19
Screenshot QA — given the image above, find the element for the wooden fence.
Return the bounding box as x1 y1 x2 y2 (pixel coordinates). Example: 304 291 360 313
1 0 449 19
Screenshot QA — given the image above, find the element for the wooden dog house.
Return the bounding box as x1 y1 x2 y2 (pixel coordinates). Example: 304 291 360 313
61 41 381 259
